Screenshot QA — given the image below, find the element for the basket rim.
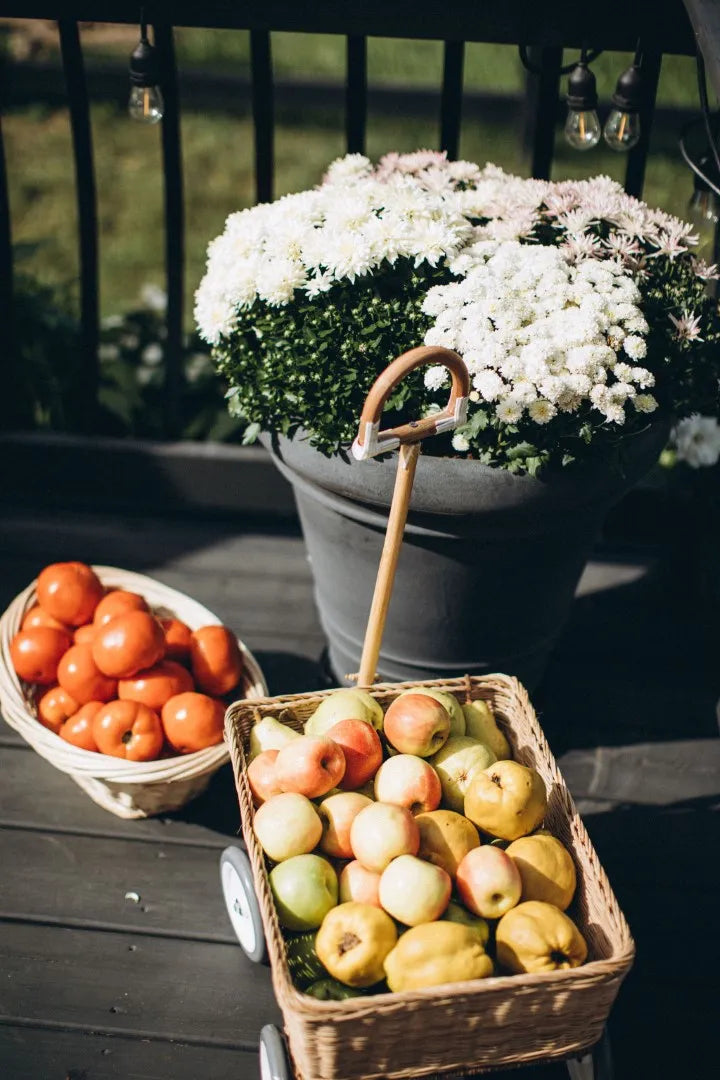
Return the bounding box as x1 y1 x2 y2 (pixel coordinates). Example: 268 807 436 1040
225 673 636 1022
0 564 269 781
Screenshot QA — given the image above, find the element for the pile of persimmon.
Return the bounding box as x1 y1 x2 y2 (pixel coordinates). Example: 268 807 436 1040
9 561 245 761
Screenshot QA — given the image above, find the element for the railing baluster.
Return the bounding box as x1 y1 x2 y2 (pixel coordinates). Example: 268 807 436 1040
58 18 98 432
0 112 12 369
346 36 367 154
624 49 662 199
251 30 274 203
154 23 184 441
523 46 563 180
440 41 464 159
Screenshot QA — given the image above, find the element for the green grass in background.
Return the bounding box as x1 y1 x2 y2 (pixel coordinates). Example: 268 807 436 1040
3 27 710 328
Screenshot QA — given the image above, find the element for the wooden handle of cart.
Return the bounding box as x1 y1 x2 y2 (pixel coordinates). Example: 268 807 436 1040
351 346 470 461
354 347 470 688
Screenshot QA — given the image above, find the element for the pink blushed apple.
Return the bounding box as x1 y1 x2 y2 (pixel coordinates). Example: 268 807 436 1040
247 748 283 806
274 734 346 798
318 791 373 858
339 860 382 908
373 754 441 814
350 801 420 873
456 844 522 919
253 792 323 862
378 854 451 926
383 693 451 757
326 719 383 790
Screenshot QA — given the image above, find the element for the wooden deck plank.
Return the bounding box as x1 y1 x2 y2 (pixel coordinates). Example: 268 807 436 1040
0 922 281 1046
0 511 310 579
0 1025 259 1080
0 744 240 846
0 829 238 942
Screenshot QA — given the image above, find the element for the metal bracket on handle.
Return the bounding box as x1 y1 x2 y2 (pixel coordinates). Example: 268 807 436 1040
350 345 471 462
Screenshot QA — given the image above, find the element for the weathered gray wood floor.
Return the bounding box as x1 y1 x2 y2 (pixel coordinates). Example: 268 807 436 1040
0 505 718 1080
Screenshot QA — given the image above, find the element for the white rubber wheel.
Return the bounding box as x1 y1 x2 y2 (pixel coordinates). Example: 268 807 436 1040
219 845 267 964
259 1024 292 1080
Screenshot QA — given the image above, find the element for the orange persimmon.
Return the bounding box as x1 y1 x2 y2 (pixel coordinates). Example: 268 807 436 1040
36 561 103 626
93 699 164 761
92 610 166 679
118 659 194 712
161 692 226 754
10 627 73 685
57 643 117 705
37 685 79 733
189 625 243 696
59 702 103 752
93 589 149 627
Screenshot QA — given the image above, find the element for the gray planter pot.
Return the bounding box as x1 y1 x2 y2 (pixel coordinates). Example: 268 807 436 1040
262 423 669 691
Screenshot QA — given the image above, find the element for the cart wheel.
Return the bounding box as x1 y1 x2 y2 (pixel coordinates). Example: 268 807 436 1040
567 1027 613 1080
259 1024 292 1080
219 845 267 964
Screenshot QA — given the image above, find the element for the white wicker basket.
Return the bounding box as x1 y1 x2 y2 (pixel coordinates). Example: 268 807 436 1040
0 565 268 819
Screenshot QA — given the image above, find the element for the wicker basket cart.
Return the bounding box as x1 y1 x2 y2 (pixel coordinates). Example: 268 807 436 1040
219 348 635 1080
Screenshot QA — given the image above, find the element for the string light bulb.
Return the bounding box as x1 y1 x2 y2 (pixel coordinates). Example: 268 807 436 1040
604 61 643 151
129 16 164 124
564 59 601 151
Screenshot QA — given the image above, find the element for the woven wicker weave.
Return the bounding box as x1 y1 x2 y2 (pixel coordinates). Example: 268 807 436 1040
226 674 634 1080
0 566 268 819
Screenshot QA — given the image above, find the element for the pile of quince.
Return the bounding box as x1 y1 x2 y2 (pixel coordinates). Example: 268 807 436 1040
247 686 587 1000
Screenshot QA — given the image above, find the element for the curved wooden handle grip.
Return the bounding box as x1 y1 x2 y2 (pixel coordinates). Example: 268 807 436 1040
352 346 470 460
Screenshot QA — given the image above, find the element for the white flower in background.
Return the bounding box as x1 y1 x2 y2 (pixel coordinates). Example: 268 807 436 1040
140 283 167 312
672 414 720 467
633 394 658 413
141 343 163 366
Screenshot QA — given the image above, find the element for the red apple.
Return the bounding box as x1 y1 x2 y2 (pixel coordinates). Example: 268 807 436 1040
383 693 451 757
247 748 283 806
373 753 442 814
326 718 383 790
456 844 522 919
318 791 373 858
275 735 346 799
338 860 382 908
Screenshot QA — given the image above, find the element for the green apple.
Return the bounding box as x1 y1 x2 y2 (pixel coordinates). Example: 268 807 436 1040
305 689 384 736
442 901 490 946
461 700 511 760
397 688 465 737
429 736 497 813
269 853 338 931
248 715 301 762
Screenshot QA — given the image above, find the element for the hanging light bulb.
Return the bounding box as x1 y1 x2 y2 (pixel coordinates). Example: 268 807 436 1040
604 62 643 151
564 59 601 151
687 155 720 264
128 17 164 124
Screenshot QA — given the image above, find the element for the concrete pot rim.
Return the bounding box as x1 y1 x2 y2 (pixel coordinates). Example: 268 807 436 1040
261 420 670 525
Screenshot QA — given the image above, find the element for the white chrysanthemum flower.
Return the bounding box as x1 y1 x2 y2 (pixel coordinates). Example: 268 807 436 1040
528 399 557 424
623 335 647 360
496 397 524 423
424 365 450 391
672 414 720 467
473 369 506 401
452 432 471 452
634 394 659 414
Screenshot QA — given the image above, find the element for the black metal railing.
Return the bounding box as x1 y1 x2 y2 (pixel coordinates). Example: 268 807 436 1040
0 2 705 439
